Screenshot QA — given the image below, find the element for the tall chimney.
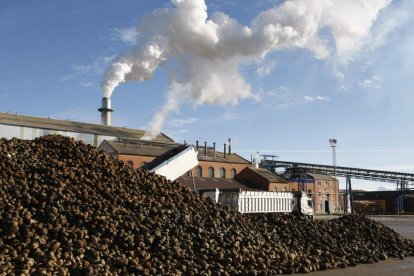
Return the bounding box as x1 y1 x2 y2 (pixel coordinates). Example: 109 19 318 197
224 143 227 159
228 138 232 155
196 141 199 151
204 141 207 157
98 97 113 126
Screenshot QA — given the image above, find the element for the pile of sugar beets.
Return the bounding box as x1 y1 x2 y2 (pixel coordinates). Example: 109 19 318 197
0 135 413 275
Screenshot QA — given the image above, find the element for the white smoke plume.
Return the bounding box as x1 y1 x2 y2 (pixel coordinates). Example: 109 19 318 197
102 0 391 138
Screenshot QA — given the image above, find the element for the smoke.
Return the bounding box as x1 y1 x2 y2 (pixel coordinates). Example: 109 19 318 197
102 0 391 138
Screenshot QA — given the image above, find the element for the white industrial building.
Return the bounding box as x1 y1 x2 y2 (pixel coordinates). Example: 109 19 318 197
0 112 173 146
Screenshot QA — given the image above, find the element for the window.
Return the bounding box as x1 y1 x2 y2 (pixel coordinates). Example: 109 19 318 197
220 168 226 178
283 187 287 192
186 170 191 176
126 160 133 167
196 166 203 177
318 181 321 186
231 169 237 178
308 189 312 195
274 187 278 192
208 167 215 178
325 182 329 186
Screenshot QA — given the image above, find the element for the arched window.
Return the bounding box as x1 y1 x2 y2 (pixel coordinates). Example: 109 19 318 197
231 169 237 178
283 187 288 192
274 187 278 192
220 168 226 178
196 166 203 177
208 167 215 178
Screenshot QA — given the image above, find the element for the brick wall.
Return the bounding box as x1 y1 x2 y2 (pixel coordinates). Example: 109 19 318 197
118 153 249 179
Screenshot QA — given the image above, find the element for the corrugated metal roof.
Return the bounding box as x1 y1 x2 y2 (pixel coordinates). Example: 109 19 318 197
0 112 174 144
177 176 252 190
248 167 289 183
104 140 250 164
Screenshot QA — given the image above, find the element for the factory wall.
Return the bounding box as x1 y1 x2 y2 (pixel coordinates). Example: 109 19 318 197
118 154 155 168
289 179 340 214
0 124 114 147
183 160 248 179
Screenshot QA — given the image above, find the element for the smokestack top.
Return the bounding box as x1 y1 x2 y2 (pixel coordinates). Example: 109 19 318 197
98 97 114 126
98 97 113 112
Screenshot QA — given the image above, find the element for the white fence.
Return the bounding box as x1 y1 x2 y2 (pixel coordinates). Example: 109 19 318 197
237 191 295 214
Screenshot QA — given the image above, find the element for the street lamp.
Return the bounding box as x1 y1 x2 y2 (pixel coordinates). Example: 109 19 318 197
329 139 337 176
329 139 338 214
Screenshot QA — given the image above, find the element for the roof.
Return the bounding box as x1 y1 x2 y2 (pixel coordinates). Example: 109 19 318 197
102 140 177 157
246 167 289 183
103 140 250 164
177 176 252 190
196 146 250 164
142 145 191 171
0 112 174 144
308 173 337 181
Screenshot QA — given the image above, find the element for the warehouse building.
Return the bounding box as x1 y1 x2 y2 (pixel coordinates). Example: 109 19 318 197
0 112 172 146
351 190 414 215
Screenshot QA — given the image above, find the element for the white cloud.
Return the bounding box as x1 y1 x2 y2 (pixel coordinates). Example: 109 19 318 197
304 95 330 102
266 86 290 98
102 0 391 137
113 27 140 45
276 102 294 109
369 0 412 50
357 75 383 89
339 85 350 92
256 59 277 77
170 116 198 127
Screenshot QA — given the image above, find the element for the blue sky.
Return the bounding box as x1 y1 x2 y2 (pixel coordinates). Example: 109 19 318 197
1 0 413 190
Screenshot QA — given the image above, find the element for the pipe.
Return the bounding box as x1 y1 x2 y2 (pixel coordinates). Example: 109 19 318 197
98 97 114 126
213 142 216 158
204 141 207 157
224 143 227 159
228 138 231 155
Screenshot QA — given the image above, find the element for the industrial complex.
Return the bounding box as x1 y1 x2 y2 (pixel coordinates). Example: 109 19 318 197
1 101 412 215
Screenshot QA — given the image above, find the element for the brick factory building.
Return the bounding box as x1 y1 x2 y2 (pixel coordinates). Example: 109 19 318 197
235 167 290 192
283 169 340 214
98 140 251 179
351 190 414 215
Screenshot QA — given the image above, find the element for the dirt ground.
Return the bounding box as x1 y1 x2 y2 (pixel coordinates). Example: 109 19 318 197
309 215 414 276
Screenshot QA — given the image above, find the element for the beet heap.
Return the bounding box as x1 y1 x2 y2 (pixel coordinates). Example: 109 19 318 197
0 135 413 275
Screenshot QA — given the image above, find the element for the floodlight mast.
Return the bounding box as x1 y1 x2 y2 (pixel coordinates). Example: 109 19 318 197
329 139 337 177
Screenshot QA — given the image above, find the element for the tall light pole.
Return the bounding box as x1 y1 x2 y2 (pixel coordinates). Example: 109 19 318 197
329 139 338 213
329 139 337 176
